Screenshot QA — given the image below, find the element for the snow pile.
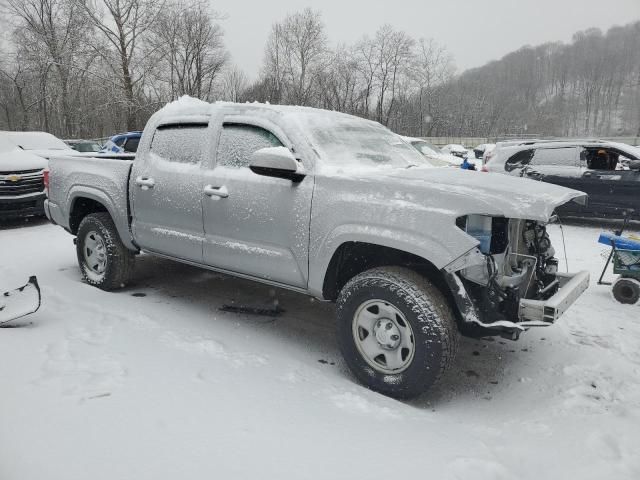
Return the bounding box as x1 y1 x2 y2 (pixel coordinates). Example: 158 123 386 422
1 220 639 479
156 95 213 118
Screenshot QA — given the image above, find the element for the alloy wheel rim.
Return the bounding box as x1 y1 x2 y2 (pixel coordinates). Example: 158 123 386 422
352 299 415 374
83 230 107 279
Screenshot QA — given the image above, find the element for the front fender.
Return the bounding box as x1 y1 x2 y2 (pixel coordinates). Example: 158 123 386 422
307 222 477 297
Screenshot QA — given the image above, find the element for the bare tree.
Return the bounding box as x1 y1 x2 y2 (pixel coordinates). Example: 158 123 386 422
411 38 454 136
5 0 90 136
263 8 327 105
150 0 227 100
221 65 248 102
77 0 165 130
372 25 414 125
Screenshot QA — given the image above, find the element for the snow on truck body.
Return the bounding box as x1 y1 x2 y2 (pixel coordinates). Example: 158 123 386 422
44 97 589 398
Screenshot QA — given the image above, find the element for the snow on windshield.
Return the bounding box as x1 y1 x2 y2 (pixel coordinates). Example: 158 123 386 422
291 112 428 172
412 141 439 156
5 132 69 150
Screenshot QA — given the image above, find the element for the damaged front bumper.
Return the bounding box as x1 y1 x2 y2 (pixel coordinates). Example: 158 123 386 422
444 269 590 339
518 271 589 323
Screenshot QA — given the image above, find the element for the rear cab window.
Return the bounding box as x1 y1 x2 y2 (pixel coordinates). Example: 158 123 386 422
531 147 578 167
150 124 208 164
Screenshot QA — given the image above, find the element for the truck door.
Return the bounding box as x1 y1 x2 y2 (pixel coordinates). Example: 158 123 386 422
201 120 313 288
130 124 208 262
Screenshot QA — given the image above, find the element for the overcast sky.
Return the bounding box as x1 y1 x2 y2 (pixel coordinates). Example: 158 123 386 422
212 0 639 78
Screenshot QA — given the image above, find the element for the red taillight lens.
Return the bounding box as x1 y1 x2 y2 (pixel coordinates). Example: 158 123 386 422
43 169 50 196
481 165 488 172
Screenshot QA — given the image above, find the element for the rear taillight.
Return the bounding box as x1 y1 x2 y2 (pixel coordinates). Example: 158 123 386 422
43 169 50 196
481 165 488 172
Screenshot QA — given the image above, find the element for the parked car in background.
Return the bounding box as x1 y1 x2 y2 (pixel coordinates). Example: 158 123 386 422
45 98 589 399
441 143 469 158
65 139 102 153
485 139 640 219
473 143 495 160
401 136 463 167
100 131 142 154
0 135 47 219
0 131 77 160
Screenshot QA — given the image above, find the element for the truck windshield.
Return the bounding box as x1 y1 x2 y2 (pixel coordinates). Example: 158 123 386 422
294 112 429 172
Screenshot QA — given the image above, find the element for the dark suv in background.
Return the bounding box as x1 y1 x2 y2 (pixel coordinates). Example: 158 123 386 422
486 140 640 219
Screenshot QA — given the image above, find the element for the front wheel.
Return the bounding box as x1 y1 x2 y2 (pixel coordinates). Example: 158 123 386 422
336 267 458 399
76 212 135 291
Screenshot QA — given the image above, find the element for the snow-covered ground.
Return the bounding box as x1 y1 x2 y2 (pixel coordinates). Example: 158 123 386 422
1 219 639 480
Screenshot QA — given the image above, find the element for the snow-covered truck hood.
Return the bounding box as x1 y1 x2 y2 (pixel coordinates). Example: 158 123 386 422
0 148 48 171
353 167 587 223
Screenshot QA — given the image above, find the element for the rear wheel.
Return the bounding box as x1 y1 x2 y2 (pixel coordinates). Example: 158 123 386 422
337 267 458 399
76 212 135 290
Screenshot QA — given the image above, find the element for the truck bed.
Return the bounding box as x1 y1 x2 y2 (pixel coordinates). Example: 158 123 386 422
46 155 135 249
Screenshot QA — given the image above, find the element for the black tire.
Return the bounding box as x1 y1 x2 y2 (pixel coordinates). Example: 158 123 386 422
612 277 640 305
76 212 135 291
336 267 459 399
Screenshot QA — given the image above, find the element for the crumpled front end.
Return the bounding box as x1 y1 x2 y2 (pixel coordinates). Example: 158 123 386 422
443 215 589 339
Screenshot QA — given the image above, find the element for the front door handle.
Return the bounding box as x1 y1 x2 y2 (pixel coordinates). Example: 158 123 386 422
135 176 155 189
204 184 229 198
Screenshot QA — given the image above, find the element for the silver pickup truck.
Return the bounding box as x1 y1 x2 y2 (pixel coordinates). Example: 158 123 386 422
45 98 589 398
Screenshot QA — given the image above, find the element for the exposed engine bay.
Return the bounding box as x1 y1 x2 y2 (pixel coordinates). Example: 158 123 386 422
449 214 572 338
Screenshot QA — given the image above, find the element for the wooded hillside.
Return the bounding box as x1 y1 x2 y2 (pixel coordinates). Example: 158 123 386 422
0 2 638 139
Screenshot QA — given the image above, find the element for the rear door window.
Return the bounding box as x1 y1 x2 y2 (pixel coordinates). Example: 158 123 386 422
531 147 578 167
150 124 208 164
216 124 283 168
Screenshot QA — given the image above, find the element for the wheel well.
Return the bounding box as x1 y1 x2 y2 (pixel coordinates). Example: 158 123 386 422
322 242 448 301
69 197 108 234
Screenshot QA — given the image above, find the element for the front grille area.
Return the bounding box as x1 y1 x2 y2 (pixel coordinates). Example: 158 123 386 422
0 200 37 211
0 171 44 197
0 168 42 175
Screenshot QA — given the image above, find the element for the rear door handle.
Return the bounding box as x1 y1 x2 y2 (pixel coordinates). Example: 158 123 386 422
135 176 155 189
204 185 228 198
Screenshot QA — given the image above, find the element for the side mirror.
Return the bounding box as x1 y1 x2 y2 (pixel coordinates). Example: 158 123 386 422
628 160 640 171
249 147 305 182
